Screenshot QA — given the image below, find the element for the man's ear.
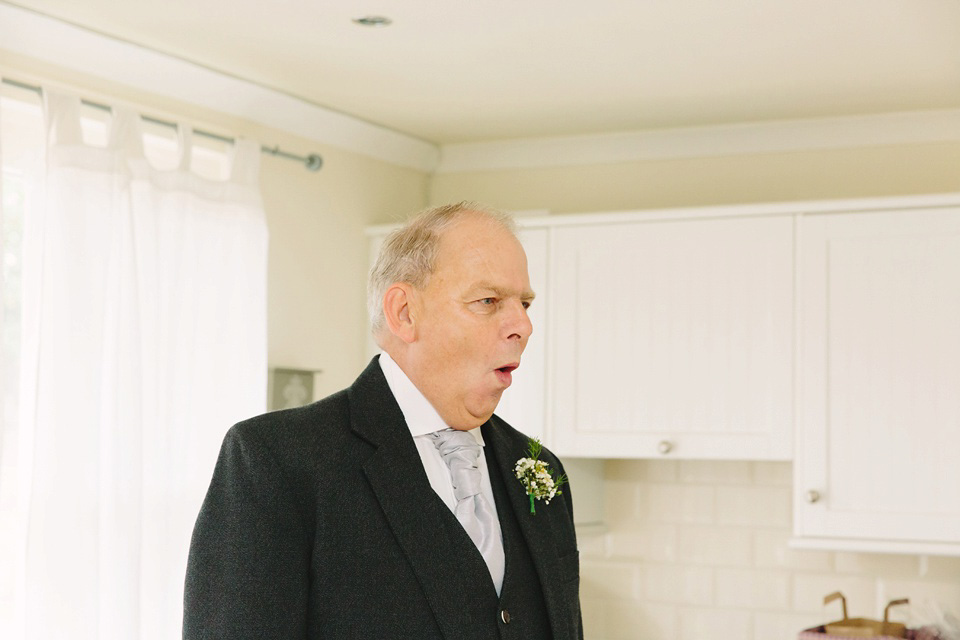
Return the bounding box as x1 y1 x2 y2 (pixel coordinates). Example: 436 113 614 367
382 283 417 344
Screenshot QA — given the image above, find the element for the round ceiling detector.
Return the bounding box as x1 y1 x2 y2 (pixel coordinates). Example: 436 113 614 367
353 16 392 27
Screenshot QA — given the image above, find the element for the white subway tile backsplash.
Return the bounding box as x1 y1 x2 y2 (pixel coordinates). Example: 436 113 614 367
641 484 715 524
752 461 793 487
643 564 714 605
677 607 752 640
640 460 681 484
602 599 678 640
603 459 645 483
606 459 678 484
679 461 753 485
920 556 960 581
716 486 792 527
604 479 642 526
678 525 754 567
581 559 641 601
753 611 826 640
607 524 679 563
577 530 608 558
580 597 606 639
753 529 834 572
793 573 877 614
581 460 958 640
875 578 960 621
834 552 919 578
634 602 680 640
715 568 792 611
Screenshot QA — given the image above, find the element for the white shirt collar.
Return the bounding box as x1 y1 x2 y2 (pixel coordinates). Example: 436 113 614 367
378 351 484 445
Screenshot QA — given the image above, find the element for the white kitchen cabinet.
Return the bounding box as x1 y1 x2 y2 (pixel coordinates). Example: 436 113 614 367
548 213 795 460
793 206 960 556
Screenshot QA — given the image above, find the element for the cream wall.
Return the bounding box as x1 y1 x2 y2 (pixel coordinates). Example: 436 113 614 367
1 50 430 399
430 142 960 213
260 140 427 397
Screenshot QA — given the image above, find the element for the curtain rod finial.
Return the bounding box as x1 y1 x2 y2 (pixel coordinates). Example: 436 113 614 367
305 154 323 172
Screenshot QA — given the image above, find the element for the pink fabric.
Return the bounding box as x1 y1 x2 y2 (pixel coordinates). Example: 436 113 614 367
799 626 944 640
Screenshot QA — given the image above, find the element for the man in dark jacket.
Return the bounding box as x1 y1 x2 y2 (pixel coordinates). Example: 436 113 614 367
183 202 581 639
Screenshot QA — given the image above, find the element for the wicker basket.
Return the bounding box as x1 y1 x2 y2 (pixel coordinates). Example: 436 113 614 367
798 592 910 639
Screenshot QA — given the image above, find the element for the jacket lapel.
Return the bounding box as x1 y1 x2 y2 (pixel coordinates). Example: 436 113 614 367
347 358 496 640
484 419 574 640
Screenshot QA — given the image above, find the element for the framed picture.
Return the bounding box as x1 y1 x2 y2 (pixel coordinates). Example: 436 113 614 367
268 368 320 411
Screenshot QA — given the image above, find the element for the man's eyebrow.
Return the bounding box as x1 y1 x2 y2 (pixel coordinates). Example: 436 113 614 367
470 282 536 300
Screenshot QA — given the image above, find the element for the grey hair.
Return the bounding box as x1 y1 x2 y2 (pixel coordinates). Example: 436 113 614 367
367 201 517 338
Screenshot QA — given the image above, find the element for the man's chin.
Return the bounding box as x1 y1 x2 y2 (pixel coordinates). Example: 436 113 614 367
446 390 504 429
455 405 497 429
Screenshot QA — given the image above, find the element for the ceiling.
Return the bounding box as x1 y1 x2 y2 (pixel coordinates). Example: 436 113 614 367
5 0 960 145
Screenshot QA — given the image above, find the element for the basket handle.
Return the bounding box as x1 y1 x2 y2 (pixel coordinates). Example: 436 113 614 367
884 598 909 623
824 591 848 620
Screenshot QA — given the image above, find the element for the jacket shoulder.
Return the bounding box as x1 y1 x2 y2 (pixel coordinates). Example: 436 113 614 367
220 388 361 491
228 388 350 447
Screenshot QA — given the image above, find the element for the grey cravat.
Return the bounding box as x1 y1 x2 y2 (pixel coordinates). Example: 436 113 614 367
430 428 505 592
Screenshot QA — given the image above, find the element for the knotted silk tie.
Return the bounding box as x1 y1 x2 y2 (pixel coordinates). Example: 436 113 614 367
430 428 505 591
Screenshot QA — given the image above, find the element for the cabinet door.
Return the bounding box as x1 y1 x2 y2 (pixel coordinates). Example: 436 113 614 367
795 207 960 553
550 215 794 459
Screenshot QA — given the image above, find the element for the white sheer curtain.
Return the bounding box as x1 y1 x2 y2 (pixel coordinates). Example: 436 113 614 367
4 89 268 639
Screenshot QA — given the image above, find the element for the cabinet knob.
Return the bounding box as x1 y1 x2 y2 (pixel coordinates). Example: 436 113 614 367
805 490 821 504
657 440 673 455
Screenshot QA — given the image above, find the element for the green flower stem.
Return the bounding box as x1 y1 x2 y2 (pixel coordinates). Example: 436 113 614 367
529 494 536 515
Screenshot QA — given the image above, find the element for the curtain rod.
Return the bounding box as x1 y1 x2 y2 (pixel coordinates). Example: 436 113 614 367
1 77 323 172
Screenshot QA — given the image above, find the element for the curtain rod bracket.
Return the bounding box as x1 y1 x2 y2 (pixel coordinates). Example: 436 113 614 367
262 143 323 171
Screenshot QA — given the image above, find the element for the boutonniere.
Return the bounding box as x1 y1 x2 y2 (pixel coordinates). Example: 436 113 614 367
514 438 567 515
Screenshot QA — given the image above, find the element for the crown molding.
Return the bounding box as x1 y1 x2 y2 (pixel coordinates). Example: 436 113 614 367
437 109 960 173
0 2 440 172
5 2 959 176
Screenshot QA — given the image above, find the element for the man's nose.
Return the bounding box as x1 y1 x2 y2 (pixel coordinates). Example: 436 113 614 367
505 300 533 341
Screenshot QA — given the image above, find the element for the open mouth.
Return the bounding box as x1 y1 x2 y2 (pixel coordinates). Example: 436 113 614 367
494 363 519 387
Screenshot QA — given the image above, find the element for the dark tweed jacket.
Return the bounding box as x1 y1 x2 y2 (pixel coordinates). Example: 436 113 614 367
183 357 582 639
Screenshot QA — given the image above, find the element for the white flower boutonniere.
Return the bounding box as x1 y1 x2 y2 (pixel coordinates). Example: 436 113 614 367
514 438 568 515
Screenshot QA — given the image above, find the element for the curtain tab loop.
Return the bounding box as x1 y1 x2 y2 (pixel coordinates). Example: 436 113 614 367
42 89 84 147
228 138 261 186
109 105 144 157
177 125 193 172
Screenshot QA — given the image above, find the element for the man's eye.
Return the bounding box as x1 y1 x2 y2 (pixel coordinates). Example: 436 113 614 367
469 297 498 313
522 301 531 310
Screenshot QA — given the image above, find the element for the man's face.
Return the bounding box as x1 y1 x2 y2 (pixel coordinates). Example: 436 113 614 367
406 214 534 430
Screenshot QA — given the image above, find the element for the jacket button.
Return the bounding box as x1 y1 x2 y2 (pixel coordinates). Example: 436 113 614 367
500 609 511 624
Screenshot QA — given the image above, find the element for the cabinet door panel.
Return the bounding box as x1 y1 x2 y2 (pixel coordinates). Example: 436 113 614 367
797 208 960 545
551 215 793 459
